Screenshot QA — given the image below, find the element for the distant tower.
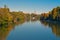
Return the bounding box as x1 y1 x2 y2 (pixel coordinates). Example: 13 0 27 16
4 5 10 12
4 5 7 8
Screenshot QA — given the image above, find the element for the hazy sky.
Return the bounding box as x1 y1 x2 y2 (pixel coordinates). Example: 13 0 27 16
0 0 60 14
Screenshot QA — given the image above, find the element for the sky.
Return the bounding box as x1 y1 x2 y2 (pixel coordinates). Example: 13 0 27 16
0 0 60 14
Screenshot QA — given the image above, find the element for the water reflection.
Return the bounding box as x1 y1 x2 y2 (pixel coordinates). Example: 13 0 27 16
0 24 14 40
0 18 38 40
0 19 60 40
40 20 60 37
0 19 26 40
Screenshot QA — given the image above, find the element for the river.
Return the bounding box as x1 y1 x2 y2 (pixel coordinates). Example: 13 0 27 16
0 20 60 40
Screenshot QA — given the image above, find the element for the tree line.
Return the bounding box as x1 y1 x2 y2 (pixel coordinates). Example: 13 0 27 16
0 5 40 26
40 6 60 21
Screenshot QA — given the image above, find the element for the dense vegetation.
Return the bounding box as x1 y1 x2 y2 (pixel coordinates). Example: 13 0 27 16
0 9 24 25
1 5 60 26
0 5 40 26
40 6 60 22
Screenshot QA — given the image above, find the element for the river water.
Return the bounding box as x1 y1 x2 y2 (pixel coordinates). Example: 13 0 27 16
0 20 60 40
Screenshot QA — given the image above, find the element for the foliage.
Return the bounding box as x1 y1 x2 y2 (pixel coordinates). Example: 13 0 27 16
40 6 60 21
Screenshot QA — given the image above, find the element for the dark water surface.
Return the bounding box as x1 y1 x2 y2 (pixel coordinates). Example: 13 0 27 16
0 20 60 40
